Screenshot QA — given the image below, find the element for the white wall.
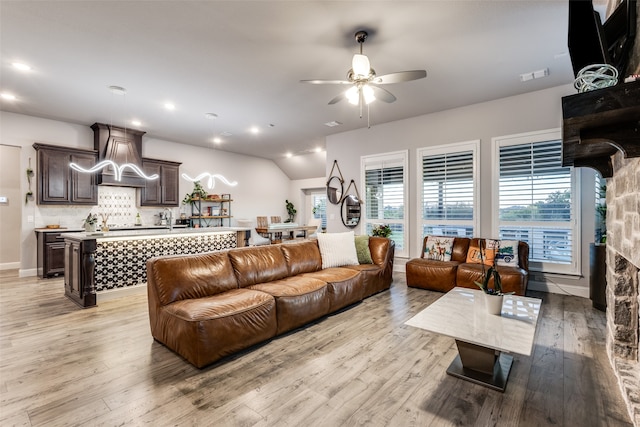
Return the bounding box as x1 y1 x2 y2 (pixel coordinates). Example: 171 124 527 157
0 111 295 276
0 145 22 269
326 84 595 297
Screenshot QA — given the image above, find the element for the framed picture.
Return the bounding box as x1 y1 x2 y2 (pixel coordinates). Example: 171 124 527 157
221 193 231 200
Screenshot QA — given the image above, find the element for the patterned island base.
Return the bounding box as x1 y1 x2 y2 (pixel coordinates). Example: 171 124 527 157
62 229 242 308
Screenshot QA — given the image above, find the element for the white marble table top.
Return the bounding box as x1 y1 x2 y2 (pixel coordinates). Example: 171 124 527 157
405 287 542 356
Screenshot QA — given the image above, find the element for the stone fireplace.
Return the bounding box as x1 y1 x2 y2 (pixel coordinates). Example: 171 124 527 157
606 154 640 425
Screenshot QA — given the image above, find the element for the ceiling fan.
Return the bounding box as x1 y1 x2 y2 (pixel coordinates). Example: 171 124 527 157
301 30 427 110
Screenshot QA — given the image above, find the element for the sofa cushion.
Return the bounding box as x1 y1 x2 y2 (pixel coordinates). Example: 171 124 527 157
466 238 498 266
228 245 289 287
280 240 322 276
317 231 359 268
495 240 520 268
160 288 277 368
249 277 330 334
424 236 455 261
406 258 460 292
456 263 528 296
302 267 362 312
147 251 238 306
355 235 373 264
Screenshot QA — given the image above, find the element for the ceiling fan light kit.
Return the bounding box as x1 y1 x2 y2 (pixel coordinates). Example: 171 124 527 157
301 30 427 116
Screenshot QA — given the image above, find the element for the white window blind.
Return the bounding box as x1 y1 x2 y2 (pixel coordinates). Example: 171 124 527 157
495 133 579 274
362 151 408 257
419 142 477 240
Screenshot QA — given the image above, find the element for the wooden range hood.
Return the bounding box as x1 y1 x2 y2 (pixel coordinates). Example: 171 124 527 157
91 122 146 187
562 80 640 177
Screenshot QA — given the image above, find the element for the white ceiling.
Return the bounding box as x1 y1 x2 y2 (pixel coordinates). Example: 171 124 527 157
0 1 575 180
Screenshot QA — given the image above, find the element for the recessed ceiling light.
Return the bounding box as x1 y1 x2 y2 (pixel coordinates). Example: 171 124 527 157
286 152 293 158
131 119 141 127
315 147 323 153
108 85 127 95
220 131 232 137
12 62 31 71
1 93 16 101
164 102 175 111
324 121 342 127
204 113 218 120
213 137 222 144
249 126 260 134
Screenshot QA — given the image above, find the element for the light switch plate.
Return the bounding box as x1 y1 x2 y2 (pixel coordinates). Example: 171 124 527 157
0 196 8 204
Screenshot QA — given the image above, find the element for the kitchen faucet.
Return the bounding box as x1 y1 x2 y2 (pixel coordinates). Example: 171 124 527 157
164 208 173 231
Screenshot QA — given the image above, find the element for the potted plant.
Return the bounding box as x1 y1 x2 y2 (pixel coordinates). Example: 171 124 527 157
371 224 392 238
285 199 296 223
474 240 512 315
182 181 208 205
83 213 98 232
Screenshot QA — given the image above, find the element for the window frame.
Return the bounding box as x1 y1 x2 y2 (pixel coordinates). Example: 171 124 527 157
415 140 480 255
361 150 409 258
491 128 581 275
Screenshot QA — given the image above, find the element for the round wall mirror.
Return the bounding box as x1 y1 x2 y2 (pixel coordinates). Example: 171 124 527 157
327 176 344 205
341 194 361 228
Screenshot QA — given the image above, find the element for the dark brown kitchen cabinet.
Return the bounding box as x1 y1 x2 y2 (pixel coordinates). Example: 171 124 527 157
36 231 67 278
33 143 98 205
139 158 181 206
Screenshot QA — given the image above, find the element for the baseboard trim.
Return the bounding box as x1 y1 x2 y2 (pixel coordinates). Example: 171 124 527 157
1 262 20 271
19 268 37 278
96 284 147 303
528 279 589 298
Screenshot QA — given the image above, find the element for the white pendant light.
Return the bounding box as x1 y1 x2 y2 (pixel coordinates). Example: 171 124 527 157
345 86 359 105
352 53 371 78
362 85 375 104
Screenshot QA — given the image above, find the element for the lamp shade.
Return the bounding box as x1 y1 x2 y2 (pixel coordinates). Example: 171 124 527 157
362 85 375 104
346 86 359 105
352 54 371 77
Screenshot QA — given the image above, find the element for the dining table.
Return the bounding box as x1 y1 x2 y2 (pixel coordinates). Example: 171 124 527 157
254 223 319 243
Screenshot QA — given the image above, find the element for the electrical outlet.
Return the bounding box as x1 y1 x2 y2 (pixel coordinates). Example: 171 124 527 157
27 215 34 223
0 196 7 204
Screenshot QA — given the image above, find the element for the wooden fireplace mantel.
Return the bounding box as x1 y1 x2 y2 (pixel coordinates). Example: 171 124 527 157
562 79 640 177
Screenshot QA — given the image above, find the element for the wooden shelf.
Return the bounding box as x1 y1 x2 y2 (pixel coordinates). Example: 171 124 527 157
562 80 640 177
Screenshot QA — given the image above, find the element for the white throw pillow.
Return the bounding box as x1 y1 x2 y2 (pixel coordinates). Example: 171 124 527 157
495 240 520 268
424 236 455 262
317 231 359 269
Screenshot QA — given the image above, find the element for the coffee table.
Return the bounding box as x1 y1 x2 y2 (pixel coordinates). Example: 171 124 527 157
405 287 541 392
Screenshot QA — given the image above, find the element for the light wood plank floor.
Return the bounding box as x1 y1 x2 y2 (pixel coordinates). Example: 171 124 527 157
0 270 632 426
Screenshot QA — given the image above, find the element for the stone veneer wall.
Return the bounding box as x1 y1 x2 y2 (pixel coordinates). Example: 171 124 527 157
606 153 640 425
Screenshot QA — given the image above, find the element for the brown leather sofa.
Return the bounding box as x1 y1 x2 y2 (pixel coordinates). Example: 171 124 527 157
406 237 529 296
147 237 395 368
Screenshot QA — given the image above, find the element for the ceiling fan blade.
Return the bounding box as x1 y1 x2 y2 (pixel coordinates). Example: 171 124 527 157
371 70 427 84
328 93 345 105
370 86 396 103
300 79 351 85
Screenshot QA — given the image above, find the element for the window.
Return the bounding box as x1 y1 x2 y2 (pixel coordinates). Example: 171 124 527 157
361 151 408 257
492 129 580 274
311 193 327 230
417 141 479 247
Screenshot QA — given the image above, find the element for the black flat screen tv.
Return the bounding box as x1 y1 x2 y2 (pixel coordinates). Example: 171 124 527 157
568 0 637 78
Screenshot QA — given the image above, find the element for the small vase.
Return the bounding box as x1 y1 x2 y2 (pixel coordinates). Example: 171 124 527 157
484 293 504 316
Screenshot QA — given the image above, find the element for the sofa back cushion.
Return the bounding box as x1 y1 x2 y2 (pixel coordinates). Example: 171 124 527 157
147 251 238 306
280 240 322 276
228 245 289 287
369 236 391 266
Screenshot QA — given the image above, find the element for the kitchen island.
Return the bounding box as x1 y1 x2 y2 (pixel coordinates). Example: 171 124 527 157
62 227 250 308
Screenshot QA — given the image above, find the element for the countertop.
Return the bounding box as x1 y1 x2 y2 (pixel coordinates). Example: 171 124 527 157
59 226 250 241
34 225 189 233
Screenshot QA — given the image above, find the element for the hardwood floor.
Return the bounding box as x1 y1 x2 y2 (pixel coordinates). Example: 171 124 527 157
0 270 632 426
